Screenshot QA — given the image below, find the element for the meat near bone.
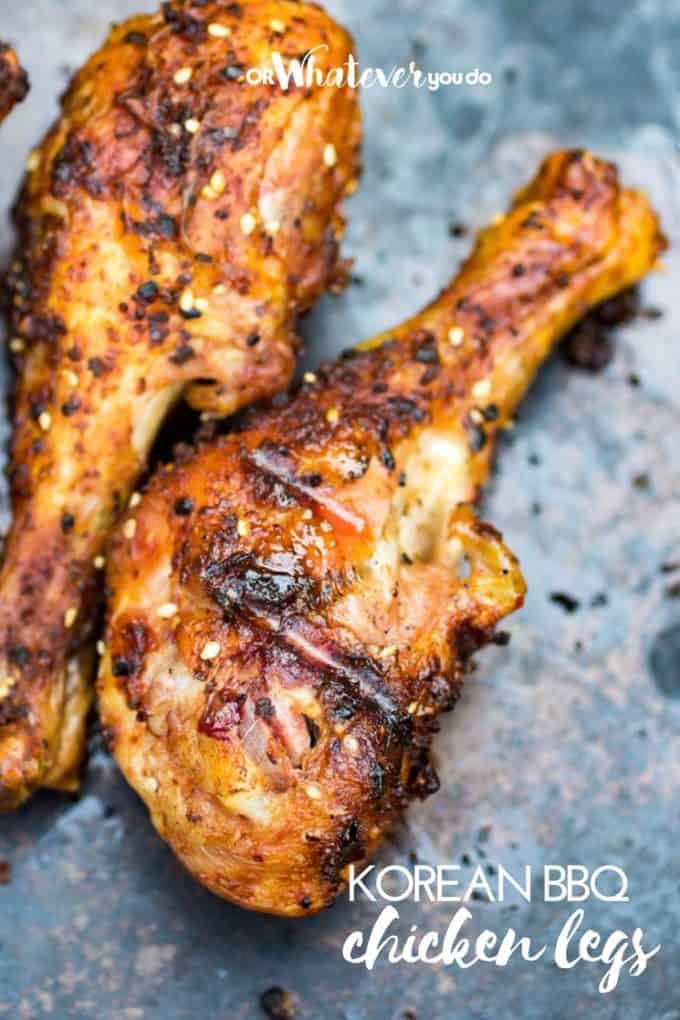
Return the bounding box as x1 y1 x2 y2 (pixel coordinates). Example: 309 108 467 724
98 151 665 915
0 1 360 810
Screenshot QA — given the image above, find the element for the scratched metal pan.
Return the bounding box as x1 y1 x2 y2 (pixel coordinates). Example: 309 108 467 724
0 1 679 1018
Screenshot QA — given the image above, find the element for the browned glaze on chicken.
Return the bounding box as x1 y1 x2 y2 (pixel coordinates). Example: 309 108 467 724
99 151 664 915
0 44 28 123
0 1 360 810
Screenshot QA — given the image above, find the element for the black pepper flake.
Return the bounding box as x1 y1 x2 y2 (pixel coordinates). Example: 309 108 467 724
173 497 194 516
246 332 260 347
483 403 499 422
169 343 195 364
512 263 525 277
380 448 396 472
467 421 487 452
180 307 202 321
549 592 580 614
123 30 147 46
491 630 511 646
157 214 177 238
255 697 275 719
61 397 80 416
299 895 312 910
8 645 30 666
112 656 133 677
88 357 104 377
60 511 75 534
136 281 158 303
413 337 440 365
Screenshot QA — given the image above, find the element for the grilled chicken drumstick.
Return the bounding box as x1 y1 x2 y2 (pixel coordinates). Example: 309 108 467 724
99 151 664 915
0 1 360 810
0 45 28 122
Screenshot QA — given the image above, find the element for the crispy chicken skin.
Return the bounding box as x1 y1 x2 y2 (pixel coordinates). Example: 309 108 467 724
0 1 360 810
0 44 28 123
99 152 664 915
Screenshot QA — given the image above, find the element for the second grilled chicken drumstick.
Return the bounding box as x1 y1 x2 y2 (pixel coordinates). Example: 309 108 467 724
0 45 28 123
0 1 360 810
99 151 664 915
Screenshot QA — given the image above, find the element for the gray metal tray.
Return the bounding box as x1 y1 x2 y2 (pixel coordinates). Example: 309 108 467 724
0 2 678 1018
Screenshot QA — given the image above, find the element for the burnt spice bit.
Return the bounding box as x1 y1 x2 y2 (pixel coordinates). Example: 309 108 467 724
549 592 581 614
60 512 75 535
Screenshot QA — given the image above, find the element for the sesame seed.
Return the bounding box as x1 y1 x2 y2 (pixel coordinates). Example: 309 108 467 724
173 66 193 85
320 520 332 533
129 491 141 509
323 143 338 167
240 212 257 235
303 371 317 384
380 644 398 657
26 150 41 172
237 518 250 537
407 701 419 715
469 408 484 425
157 603 178 619
0 676 15 699
302 509 313 520
212 283 227 296
326 407 339 424
38 411 51 432
269 18 286 32
201 185 217 200
264 219 280 235
472 378 492 400
8 338 24 353
306 784 322 800
448 326 465 347
62 369 78 387
96 640 106 656
93 556 106 570
208 22 231 38
123 518 137 540
210 169 226 195
179 288 195 313
64 607 77 629
194 297 209 314
184 118 200 134
200 640 221 661
344 736 359 754
168 123 182 138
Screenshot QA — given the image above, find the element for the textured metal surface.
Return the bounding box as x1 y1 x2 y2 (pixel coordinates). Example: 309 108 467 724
1 1 679 1018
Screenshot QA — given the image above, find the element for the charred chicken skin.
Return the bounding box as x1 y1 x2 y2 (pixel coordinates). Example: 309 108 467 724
0 45 28 123
99 151 663 915
0 1 360 810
